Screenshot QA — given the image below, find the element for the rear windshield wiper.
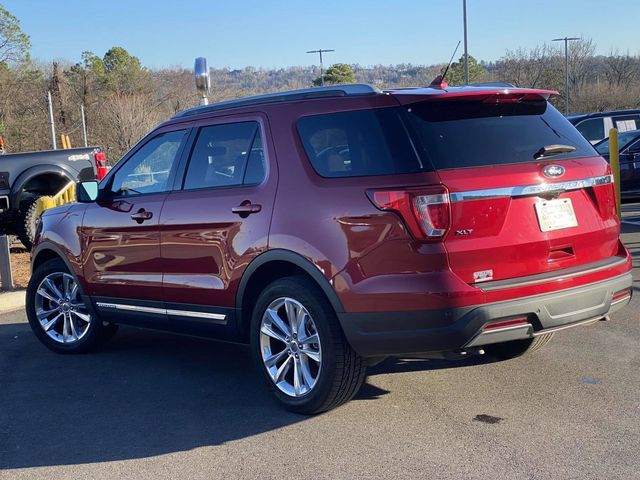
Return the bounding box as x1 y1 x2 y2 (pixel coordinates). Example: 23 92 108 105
533 144 576 159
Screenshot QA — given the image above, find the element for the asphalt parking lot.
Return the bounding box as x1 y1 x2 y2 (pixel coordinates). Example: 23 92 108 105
1 204 639 480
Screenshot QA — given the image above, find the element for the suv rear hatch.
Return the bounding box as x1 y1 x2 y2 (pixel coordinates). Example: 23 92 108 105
396 90 620 286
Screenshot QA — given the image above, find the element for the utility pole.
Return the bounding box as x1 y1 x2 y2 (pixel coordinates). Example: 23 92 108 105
463 0 469 85
552 36 580 114
47 91 57 150
80 104 88 147
306 49 335 86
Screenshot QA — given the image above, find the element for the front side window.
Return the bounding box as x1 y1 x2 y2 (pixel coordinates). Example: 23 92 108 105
183 122 264 189
110 130 187 196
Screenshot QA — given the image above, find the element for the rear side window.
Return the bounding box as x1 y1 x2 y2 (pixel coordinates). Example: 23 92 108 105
404 101 596 169
297 109 426 178
575 118 605 143
184 122 264 189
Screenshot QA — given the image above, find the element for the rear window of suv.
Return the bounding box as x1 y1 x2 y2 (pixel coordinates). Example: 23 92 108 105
405 100 596 170
297 100 596 177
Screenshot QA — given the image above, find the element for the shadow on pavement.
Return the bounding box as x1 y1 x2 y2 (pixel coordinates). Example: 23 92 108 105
0 318 500 469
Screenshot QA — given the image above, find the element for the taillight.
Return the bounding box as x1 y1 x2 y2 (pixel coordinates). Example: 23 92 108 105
367 186 450 241
94 151 108 181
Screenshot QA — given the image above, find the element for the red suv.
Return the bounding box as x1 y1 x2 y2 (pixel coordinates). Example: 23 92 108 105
26 84 633 413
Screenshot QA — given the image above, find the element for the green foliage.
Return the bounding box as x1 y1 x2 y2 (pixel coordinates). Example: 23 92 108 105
313 63 356 86
0 4 30 65
444 55 484 86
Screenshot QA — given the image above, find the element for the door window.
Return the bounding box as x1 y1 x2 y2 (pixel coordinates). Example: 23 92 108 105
183 122 264 189
110 130 187 196
575 118 605 143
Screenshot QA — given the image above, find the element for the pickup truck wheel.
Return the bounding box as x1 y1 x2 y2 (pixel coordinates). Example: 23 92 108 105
26 258 116 354
485 333 555 360
250 276 367 414
18 195 52 251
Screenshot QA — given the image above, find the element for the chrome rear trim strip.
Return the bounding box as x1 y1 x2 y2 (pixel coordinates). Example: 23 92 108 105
96 302 226 322
450 175 612 202
532 315 603 336
475 256 627 292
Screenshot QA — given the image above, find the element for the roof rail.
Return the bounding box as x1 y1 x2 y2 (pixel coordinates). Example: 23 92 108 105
174 83 381 118
470 81 516 88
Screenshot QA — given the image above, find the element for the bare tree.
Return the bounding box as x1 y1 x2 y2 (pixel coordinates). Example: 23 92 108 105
102 93 162 161
604 50 638 86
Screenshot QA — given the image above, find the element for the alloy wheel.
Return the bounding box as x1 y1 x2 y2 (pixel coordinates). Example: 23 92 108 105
259 297 322 397
34 272 91 344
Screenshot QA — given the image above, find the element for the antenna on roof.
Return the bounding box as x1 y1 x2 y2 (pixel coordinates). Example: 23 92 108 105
429 40 461 89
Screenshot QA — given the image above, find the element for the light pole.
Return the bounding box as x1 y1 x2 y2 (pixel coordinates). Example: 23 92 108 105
307 49 335 86
552 36 580 114
463 0 468 85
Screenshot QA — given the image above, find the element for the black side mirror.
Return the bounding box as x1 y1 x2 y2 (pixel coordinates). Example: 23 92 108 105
76 181 99 203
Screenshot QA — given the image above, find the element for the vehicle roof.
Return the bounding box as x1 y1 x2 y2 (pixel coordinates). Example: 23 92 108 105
567 109 640 121
168 83 559 124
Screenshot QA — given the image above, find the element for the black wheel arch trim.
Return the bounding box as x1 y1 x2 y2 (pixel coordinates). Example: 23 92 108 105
31 241 80 281
236 249 345 327
10 164 78 208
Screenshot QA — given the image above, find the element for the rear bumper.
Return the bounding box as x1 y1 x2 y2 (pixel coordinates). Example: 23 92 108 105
338 272 633 357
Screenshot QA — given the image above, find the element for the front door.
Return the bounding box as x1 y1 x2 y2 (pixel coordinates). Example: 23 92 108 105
159 116 277 331
81 128 189 322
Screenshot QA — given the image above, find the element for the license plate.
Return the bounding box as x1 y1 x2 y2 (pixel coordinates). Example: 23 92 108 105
534 198 578 232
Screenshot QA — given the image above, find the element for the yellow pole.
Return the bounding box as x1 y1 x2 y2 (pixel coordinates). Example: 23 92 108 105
608 128 621 217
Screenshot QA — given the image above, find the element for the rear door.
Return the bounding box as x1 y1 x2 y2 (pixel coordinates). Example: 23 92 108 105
404 97 620 286
159 114 277 332
82 128 189 322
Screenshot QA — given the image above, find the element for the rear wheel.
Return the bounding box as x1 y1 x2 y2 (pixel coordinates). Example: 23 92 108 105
250 276 367 414
26 258 117 354
485 333 554 360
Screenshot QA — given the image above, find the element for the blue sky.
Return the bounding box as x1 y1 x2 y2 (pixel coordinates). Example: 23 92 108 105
5 0 640 68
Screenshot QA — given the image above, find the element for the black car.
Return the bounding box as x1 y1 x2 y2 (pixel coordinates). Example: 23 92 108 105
568 109 640 144
595 129 640 198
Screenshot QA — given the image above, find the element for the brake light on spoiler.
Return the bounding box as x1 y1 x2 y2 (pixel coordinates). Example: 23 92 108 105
367 186 450 241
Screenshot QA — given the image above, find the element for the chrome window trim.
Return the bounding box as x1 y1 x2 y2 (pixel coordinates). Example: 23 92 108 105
96 302 226 322
450 175 613 202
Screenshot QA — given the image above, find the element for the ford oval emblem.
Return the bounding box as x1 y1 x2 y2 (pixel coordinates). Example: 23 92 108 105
543 164 565 178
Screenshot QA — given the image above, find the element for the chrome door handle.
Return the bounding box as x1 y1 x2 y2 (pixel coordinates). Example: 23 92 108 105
131 209 153 223
231 203 262 217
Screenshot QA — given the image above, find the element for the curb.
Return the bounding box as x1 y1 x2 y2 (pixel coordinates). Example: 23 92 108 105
0 289 26 314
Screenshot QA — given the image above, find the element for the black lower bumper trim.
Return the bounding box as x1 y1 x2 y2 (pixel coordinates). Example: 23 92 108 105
337 272 633 357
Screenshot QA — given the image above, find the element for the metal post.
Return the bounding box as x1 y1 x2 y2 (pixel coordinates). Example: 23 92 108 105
463 0 469 85
47 91 57 150
0 235 12 291
552 37 579 114
609 128 621 217
81 104 88 147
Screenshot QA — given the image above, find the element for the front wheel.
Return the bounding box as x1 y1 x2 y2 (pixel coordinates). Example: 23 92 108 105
26 258 117 354
250 276 367 414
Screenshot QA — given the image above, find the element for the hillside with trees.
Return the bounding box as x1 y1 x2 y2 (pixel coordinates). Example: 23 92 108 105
1 5 640 163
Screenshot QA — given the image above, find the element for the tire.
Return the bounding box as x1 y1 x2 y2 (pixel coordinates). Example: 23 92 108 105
17 195 50 251
250 276 367 414
26 258 117 354
485 333 555 360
